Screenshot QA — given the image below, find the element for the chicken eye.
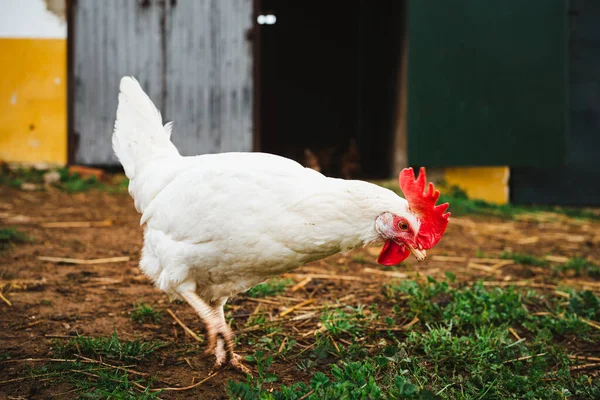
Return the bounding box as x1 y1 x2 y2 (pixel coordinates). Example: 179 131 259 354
398 221 409 231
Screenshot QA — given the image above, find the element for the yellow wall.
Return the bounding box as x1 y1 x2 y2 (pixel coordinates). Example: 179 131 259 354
0 38 67 165
444 166 509 205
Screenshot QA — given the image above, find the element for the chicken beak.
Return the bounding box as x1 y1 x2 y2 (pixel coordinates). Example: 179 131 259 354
408 245 427 262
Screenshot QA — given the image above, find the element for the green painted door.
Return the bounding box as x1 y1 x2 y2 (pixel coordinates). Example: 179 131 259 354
407 0 568 167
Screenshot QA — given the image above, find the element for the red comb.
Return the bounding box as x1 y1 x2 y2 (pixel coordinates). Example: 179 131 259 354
399 167 450 249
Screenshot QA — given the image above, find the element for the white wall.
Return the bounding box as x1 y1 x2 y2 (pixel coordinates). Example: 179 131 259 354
0 0 66 39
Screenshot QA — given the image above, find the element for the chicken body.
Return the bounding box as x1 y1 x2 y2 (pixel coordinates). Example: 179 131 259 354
136 152 407 301
113 77 423 372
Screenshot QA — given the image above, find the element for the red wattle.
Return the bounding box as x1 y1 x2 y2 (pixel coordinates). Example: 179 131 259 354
377 240 410 266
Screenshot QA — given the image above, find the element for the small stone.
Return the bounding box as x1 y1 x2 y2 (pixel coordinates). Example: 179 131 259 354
7 162 21 172
20 182 39 191
33 162 52 171
43 170 61 185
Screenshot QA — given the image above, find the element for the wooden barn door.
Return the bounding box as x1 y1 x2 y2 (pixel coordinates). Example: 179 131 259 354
71 0 254 165
164 0 253 156
406 0 568 168
71 0 163 165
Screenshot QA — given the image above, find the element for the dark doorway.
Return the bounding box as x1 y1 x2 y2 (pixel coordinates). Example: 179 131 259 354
258 0 405 179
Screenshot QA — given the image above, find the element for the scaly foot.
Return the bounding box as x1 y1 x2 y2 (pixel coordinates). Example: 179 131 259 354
205 323 251 375
229 352 252 375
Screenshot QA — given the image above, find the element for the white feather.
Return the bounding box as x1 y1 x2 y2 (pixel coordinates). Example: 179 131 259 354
112 77 180 180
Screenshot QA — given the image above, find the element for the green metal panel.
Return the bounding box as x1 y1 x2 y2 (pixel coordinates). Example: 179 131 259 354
407 0 567 167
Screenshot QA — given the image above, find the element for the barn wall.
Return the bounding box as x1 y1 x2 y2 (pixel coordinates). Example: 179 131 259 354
70 0 163 165
0 0 67 165
70 0 253 164
390 12 509 205
510 0 600 205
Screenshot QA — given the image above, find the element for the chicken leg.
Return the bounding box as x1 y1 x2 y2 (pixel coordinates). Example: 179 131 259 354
179 290 250 374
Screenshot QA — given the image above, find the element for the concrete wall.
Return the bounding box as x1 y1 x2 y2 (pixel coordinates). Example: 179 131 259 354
0 0 67 165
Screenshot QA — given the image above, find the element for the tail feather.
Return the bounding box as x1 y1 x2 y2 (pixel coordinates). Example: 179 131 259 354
112 77 179 179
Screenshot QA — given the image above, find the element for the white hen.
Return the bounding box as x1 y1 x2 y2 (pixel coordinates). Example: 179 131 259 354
112 77 450 372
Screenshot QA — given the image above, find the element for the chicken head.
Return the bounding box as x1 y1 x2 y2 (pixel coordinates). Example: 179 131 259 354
375 167 450 266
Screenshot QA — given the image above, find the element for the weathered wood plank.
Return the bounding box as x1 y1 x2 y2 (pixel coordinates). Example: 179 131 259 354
164 0 253 155
73 0 163 165
73 0 253 164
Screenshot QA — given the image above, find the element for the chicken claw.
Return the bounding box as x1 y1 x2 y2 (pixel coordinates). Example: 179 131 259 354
207 329 251 374
229 353 252 375
180 290 251 374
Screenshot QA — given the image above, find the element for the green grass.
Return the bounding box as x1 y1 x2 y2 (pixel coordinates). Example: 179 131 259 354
241 312 296 357
228 356 435 400
58 168 129 193
0 164 42 188
321 305 375 338
499 253 600 279
131 302 162 324
0 164 129 193
29 362 161 400
554 258 600 278
246 278 294 298
0 227 30 251
55 331 165 363
501 252 549 267
352 255 368 264
227 276 600 399
25 332 165 399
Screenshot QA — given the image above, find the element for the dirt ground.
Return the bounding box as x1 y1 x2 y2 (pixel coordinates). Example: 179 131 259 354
1 186 600 399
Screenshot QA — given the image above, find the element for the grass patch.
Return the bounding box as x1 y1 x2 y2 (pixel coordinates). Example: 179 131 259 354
500 253 600 279
246 278 294 298
30 362 160 399
554 258 600 279
25 332 165 399
386 276 596 338
321 305 375 338
352 255 368 264
0 164 129 193
0 164 43 188
55 331 165 363
228 277 599 399
228 356 436 399
0 227 30 251
57 168 128 193
501 252 549 267
131 302 162 324
59 168 101 192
